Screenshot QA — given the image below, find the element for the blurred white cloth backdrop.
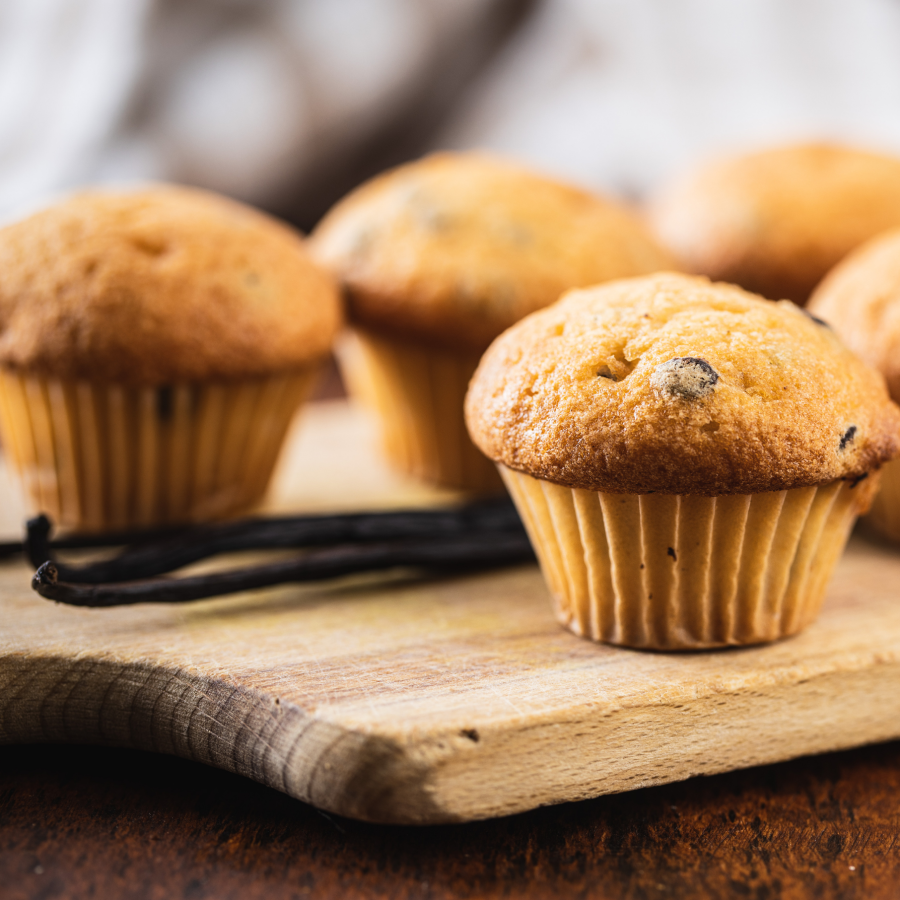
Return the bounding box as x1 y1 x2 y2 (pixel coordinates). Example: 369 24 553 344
0 0 495 219
3 0 900 219
0 0 151 218
441 0 900 196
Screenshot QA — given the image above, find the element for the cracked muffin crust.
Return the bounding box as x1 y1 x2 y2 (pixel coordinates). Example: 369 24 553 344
809 228 900 540
0 186 342 385
466 272 900 496
808 227 900 404
649 143 900 305
310 151 674 352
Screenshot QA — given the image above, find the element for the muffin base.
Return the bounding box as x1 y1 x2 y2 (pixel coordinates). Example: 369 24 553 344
338 328 502 492
0 369 316 531
501 466 877 650
865 458 900 542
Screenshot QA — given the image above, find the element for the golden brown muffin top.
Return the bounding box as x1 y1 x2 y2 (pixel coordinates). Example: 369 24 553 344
465 273 900 495
0 186 342 385
649 143 900 306
310 152 674 352
809 228 900 404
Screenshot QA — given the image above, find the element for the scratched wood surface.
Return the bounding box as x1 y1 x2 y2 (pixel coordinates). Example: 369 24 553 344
1 401 900 826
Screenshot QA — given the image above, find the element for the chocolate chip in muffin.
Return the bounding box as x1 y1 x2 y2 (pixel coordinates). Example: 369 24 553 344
650 357 719 399
801 308 832 329
839 425 858 451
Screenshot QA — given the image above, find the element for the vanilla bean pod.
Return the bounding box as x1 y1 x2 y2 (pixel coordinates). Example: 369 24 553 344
32 532 536 607
0 539 25 560
24 499 525 584
22 515 191 574
0 521 187 562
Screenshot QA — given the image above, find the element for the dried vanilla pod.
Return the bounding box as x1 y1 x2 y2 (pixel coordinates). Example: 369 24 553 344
25 500 534 607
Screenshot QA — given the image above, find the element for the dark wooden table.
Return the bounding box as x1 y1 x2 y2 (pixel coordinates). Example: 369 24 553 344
2 739 899 899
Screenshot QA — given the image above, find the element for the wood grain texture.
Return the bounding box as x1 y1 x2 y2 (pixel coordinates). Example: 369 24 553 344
4 740 900 900
1 401 900 825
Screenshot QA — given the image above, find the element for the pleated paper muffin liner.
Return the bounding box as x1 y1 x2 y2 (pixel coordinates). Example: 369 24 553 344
865 458 900 542
500 465 878 650
337 328 503 492
0 369 317 531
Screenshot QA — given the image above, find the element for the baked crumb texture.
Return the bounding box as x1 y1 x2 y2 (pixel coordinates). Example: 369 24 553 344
466 272 900 496
0 186 342 385
810 226 900 540
649 143 900 305
809 226 900 405
311 151 674 352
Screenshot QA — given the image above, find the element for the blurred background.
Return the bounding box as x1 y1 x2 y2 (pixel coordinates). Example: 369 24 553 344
5 0 900 232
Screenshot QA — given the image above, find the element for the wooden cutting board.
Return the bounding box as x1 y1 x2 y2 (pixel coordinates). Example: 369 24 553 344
2 401 900 826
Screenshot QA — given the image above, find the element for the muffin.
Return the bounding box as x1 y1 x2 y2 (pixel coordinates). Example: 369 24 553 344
311 152 674 491
808 228 900 540
649 143 900 305
465 273 900 649
0 186 342 531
